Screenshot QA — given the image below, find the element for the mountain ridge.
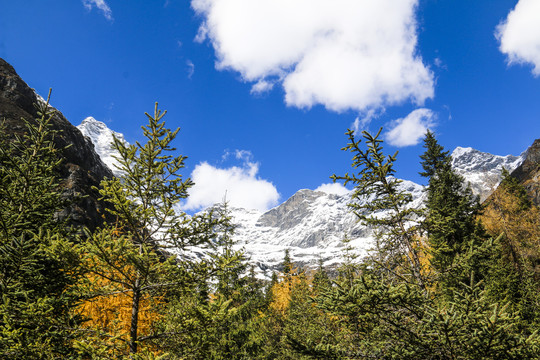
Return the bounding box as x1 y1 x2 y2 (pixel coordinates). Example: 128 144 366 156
76 117 529 271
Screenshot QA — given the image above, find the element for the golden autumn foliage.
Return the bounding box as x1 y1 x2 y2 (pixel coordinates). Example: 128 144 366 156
76 260 164 356
481 184 540 272
79 277 162 336
269 270 306 314
408 237 433 278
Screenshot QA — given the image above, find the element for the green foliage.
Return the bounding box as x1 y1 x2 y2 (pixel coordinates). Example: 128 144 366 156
312 258 331 295
331 128 425 288
282 249 293 275
500 167 533 211
0 92 66 238
307 128 540 359
0 93 82 359
420 130 484 274
4 97 540 359
157 203 267 359
79 103 223 356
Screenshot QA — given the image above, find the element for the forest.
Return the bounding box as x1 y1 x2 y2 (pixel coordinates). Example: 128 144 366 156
1 97 540 360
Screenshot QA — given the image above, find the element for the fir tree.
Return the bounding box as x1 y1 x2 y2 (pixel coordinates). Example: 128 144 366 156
0 92 82 358
159 203 267 359
0 90 66 238
282 249 293 275
312 258 331 295
79 103 220 356
331 128 425 288
419 130 484 274
314 127 540 359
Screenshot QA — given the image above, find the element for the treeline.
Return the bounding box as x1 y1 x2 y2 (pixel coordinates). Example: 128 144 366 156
1 99 540 359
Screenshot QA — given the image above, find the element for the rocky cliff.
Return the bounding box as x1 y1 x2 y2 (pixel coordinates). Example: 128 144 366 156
0 58 113 231
510 139 540 206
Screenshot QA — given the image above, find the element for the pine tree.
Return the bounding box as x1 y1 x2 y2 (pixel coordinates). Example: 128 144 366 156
158 203 268 359
0 92 82 358
313 128 540 359
331 128 425 288
419 130 484 275
79 103 220 356
312 258 331 295
0 91 66 238
209 201 249 300
282 249 293 275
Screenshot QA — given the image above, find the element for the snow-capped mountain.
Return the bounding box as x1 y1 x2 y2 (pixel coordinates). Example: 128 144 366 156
78 118 525 272
77 117 126 177
452 146 525 201
229 180 425 271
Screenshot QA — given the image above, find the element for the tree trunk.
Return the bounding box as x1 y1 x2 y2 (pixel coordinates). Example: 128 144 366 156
129 279 141 354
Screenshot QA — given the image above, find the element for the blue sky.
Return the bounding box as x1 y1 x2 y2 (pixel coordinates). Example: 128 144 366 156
1 0 540 211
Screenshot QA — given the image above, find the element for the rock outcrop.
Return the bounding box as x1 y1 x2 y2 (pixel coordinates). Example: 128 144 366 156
510 139 540 206
0 57 113 231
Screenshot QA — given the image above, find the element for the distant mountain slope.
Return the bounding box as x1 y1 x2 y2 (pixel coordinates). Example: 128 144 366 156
451 146 524 201
229 180 425 270
76 111 532 272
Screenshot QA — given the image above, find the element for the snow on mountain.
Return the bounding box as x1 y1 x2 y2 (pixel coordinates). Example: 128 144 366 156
230 180 425 272
451 146 525 201
77 117 125 177
78 119 526 274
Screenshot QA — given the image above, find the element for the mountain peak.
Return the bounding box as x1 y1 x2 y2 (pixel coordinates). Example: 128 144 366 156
77 117 125 177
451 145 524 201
71 107 533 273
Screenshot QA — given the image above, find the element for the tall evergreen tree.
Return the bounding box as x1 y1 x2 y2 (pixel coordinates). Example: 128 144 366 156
158 203 268 359
313 127 540 359
79 103 220 356
0 92 82 359
419 130 484 274
331 128 425 288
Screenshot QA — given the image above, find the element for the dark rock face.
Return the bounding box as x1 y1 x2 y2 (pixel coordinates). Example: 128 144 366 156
0 57 113 231
511 139 540 206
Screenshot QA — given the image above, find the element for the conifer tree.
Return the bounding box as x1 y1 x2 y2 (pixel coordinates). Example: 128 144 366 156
79 103 219 356
315 127 540 359
0 92 82 358
419 130 484 274
158 203 268 359
0 91 66 238
331 128 425 288
282 249 293 275
311 258 331 295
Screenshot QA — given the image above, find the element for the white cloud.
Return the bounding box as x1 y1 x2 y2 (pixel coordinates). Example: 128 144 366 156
351 108 382 135
315 183 350 196
184 152 280 211
191 0 434 112
250 80 274 95
82 0 113 21
186 60 195 79
385 108 435 147
233 149 252 162
496 0 540 76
